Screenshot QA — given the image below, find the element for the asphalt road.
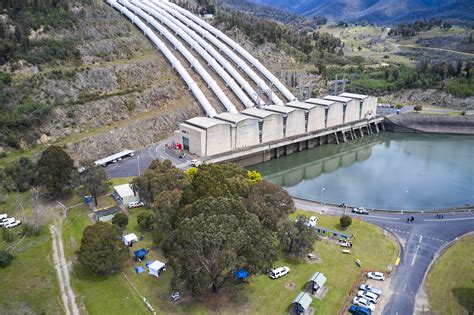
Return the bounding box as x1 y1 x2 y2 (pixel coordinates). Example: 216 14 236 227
294 198 474 315
105 140 474 315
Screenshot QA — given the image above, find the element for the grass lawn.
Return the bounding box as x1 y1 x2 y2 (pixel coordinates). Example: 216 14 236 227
0 227 62 314
60 195 399 315
425 234 474 314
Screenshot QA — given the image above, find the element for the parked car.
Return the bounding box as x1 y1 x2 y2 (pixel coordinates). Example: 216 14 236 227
340 240 352 248
5 220 21 228
0 214 8 220
170 291 181 301
307 216 318 227
353 207 369 215
367 272 385 281
352 297 376 311
128 201 145 209
269 266 290 279
359 284 383 296
0 218 15 227
357 290 379 304
190 159 201 167
349 304 372 315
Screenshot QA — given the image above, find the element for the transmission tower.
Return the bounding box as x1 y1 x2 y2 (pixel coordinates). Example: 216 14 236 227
305 81 314 99
332 74 348 95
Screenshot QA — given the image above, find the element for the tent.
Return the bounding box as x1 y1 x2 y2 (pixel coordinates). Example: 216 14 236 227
123 233 138 246
291 292 312 315
134 248 148 262
234 268 249 280
148 260 166 277
135 266 145 274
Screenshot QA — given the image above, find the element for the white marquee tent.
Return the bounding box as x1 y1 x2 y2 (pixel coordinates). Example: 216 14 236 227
122 233 138 246
148 260 166 277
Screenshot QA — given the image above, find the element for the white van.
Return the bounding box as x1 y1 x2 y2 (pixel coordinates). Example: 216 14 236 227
0 214 8 220
128 201 144 209
0 218 15 227
269 266 290 279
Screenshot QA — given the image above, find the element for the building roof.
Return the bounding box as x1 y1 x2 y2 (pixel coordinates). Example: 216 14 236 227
309 272 327 287
186 117 230 129
114 184 135 198
265 104 296 114
324 95 352 103
95 206 120 217
286 100 317 110
305 98 334 106
215 112 258 124
242 107 279 119
292 292 312 310
339 92 368 100
94 150 135 166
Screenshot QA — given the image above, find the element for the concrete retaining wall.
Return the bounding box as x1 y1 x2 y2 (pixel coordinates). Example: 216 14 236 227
384 114 474 135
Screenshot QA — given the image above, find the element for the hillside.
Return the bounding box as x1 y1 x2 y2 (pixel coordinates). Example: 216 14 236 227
248 0 474 23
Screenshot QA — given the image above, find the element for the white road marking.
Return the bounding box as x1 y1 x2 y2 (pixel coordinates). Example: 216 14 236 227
423 217 474 222
403 284 407 291
411 246 420 266
419 235 423 243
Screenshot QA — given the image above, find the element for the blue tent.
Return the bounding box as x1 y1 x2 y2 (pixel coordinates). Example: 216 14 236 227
134 248 148 261
234 268 249 280
135 266 145 274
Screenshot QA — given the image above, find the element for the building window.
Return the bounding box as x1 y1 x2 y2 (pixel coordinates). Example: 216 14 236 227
283 116 287 137
304 112 309 132
324 108 329 128
359 101 363 119
258 121 263 143
342 104 347 123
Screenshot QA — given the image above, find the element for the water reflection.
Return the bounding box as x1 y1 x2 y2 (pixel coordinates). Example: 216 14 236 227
250 133 474 210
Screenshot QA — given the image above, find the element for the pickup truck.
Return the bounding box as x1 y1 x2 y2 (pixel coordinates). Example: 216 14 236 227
359 284 383 296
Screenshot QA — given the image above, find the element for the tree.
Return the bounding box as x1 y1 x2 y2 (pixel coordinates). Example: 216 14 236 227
36 145 76 196
384 69 390 80
247 170 262 183
168 197 277 295
414 105 423 112
79 161 110 206
77 222 129 275
137 211 155 230
340 215 352 229
1 157 36 192
0 250 14 268
112 212 128 229
279 218 318 260
392 68 400 81
30 187 46 233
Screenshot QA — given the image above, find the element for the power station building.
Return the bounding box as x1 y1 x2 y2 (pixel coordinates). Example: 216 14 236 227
177 94 379 158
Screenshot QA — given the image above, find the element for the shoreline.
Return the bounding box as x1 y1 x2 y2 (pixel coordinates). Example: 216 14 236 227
383 113 474 135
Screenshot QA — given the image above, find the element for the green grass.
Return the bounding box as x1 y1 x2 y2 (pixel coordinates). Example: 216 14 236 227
426 234 474 314
0 227 61 314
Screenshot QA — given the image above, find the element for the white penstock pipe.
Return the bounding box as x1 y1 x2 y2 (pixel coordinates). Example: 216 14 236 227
139 0 265 107
130 0 255 109
160 0 297 102
152 0 284 106
120 0 238 114
106 0 217 117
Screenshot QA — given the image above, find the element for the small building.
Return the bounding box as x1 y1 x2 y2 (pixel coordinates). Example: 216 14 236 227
122 233 138 247
291 292 313 315
94 206 119 222
308 272 327 294
286 100 325 132
215 112 260 149
114 184 139 206
306 98 343 128
179 117 232 157
323 95 360 124
148 260 166 277
265 105 306 137
241 108 284 143
339 92 377 120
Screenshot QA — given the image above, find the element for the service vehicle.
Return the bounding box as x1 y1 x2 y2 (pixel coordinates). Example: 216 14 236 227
352 207 369 215
359 284 383 296
357 290 379 304
367 272 385 281
128 201 145 209
5 220 21 228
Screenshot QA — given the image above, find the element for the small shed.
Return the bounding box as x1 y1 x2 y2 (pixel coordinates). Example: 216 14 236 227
291 292 313 315
94 206 119 222
122 233 138 247
114 184 139 205
308 272 327 293
148 260 166 277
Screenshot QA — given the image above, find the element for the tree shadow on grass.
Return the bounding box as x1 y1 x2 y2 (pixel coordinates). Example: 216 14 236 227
451 287 474 314
73 263 112 283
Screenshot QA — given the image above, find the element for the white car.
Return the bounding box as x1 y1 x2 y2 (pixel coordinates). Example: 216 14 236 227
357 290 379 303
352 297 376 311
307 216 318 227
359 283 383 296
352 207 369 215
0 218 15 226
269 266 290 279
128 201 145 209
0 214 8 220
190 159 201 167
340 240 352 248
5 220 21 228
367 272 385 281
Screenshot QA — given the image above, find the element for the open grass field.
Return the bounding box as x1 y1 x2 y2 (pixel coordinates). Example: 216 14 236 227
425 233 474 314
60 197 399 314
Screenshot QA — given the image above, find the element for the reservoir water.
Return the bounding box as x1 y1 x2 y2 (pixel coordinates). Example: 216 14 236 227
249 132 474 211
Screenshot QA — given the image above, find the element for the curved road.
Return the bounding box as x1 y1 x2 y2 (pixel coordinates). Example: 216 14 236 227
294 198 474 315
106 148 474 315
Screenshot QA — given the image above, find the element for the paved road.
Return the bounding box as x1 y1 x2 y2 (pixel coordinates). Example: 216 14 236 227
294 198 474 315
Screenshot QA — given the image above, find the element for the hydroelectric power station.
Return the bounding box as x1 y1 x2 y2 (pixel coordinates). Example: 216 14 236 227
108 0 383 166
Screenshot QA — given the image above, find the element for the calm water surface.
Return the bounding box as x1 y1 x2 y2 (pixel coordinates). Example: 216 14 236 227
250 132 474 211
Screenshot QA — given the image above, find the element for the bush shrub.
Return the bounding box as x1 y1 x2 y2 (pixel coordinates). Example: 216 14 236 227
0 250 14 268
340 215 352 229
